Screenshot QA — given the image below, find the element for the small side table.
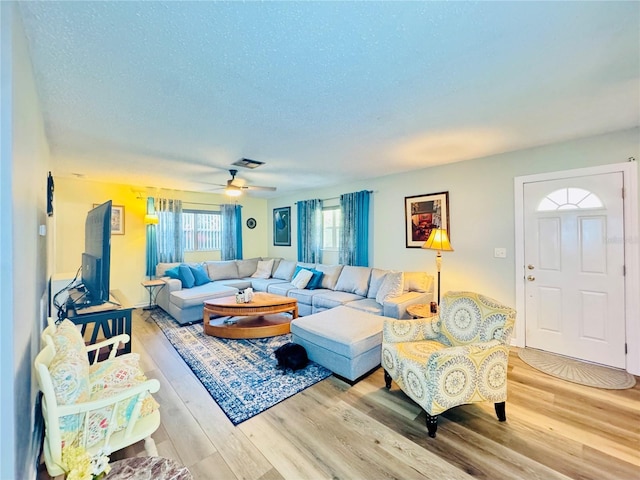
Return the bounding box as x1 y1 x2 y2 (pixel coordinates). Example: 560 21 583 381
141 279 166 310
406 303 438 319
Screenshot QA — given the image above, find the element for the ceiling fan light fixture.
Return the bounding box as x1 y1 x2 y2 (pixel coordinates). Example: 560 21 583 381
225 185 242 197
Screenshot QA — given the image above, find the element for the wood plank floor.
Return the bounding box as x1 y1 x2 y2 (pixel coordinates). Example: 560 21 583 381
40 309 640 479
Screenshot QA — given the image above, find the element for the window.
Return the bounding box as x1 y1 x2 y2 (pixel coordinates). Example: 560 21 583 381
322 207 341 250
537 188 604 211
183 210 221 251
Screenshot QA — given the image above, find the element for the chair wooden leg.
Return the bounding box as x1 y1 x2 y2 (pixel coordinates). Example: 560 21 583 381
384 370 392 389
495 401 506 422
144 436 158 456
426 413 438 438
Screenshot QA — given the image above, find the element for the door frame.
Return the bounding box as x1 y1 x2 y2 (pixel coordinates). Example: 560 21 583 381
514 161 640 375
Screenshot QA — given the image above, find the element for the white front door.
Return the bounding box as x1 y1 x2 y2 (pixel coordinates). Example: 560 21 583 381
523 172 626 368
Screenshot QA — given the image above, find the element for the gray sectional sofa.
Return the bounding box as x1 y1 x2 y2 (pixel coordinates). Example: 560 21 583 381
155 257 434 325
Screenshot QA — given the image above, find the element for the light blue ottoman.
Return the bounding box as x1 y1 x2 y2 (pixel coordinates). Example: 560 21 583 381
290 305 387 382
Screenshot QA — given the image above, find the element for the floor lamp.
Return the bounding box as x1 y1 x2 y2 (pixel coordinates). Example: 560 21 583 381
422 228 454 305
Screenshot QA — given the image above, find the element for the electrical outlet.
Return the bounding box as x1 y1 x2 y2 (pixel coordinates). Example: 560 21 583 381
494 247 507 258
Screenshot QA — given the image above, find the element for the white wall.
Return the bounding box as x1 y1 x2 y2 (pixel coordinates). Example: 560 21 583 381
267 128 640 341
53 180 270 307
1 4 52 479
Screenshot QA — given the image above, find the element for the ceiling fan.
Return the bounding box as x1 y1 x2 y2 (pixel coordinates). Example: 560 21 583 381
214 169 277 196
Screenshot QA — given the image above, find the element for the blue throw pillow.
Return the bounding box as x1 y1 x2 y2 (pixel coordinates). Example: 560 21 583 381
306 269 324 289
165 266 180 279
178 264 196 288
189 264 210 286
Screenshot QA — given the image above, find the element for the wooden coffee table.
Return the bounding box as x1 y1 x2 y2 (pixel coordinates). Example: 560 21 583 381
203 292 298 339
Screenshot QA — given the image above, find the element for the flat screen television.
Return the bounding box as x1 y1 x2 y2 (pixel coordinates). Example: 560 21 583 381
81 200 112 306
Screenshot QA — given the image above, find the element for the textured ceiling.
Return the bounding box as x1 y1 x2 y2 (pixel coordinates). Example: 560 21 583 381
18 1 640 197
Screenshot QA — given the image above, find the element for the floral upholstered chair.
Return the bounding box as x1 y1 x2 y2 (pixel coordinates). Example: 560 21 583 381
382 291 516 438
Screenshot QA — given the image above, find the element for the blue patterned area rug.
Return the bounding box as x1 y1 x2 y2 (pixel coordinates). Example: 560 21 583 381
151 310 332 425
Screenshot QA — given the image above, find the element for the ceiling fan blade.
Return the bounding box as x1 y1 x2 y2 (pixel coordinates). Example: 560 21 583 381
243 185 277 191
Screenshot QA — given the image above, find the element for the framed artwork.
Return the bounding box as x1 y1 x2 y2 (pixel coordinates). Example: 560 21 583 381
94 203 125 235
273 206 291 246
404 191 449 248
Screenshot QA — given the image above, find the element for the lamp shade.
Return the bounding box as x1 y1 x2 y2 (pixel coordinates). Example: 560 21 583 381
422 228 454 252
144 214 159 225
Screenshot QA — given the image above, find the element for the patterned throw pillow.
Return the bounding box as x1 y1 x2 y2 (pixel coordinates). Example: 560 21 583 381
49 349 91 405
52 319 88 357
59 354 159 449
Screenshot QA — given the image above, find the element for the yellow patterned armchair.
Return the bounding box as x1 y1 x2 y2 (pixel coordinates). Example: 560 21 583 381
382 291 516 438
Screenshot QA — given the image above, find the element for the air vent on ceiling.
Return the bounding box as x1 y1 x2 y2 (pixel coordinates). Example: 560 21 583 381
232 158 264 169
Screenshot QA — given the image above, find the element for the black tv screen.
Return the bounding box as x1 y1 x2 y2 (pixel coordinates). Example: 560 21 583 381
82 200 112 305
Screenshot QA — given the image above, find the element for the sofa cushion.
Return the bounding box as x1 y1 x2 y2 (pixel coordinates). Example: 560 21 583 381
250 277 289 292
189 264 211 286
346 298 384 316
170 283 237 309
291 268 314 289
376 271 404 304
219 279 253 290
335 266 372 297
267 282 296 297
403 271 431 293
313 290 365 310
251 259 274 279
287 288 331 305
273 260 297 281
290 306 384 358
205 260 239 281
367 268 389 299
237 258 260 278
316 264 344 290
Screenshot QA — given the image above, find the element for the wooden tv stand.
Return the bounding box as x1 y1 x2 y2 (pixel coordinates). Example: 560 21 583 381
66 289 133 361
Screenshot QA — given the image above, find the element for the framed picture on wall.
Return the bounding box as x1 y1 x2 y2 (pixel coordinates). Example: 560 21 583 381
404 191 449 248
273 206 291 246
94 203 125 235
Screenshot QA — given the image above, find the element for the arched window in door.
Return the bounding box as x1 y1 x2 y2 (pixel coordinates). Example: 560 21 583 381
537 187 604 211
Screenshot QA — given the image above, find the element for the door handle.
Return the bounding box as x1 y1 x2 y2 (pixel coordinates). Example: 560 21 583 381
527 264 535 270
527 275 535 281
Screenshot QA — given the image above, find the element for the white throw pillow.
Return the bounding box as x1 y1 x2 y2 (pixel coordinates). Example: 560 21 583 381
291 269 313 289
375 271 404 305
251 259 274 279
403 271 430 293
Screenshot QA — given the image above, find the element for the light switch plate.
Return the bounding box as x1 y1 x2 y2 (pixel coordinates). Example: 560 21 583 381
494 247 507 258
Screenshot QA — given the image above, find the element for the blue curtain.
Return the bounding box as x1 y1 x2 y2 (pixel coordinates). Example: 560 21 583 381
297 199 323 262
221 204 243 260
156 198 184 263
339 190 370 266
145 197 158 277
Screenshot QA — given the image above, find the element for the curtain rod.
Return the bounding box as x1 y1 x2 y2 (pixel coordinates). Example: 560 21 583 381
181 201 242 207
295 190 373 204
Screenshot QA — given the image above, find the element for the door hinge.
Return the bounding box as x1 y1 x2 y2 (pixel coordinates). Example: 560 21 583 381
622 187 625 199
625 343 628 354
624 265 626 276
